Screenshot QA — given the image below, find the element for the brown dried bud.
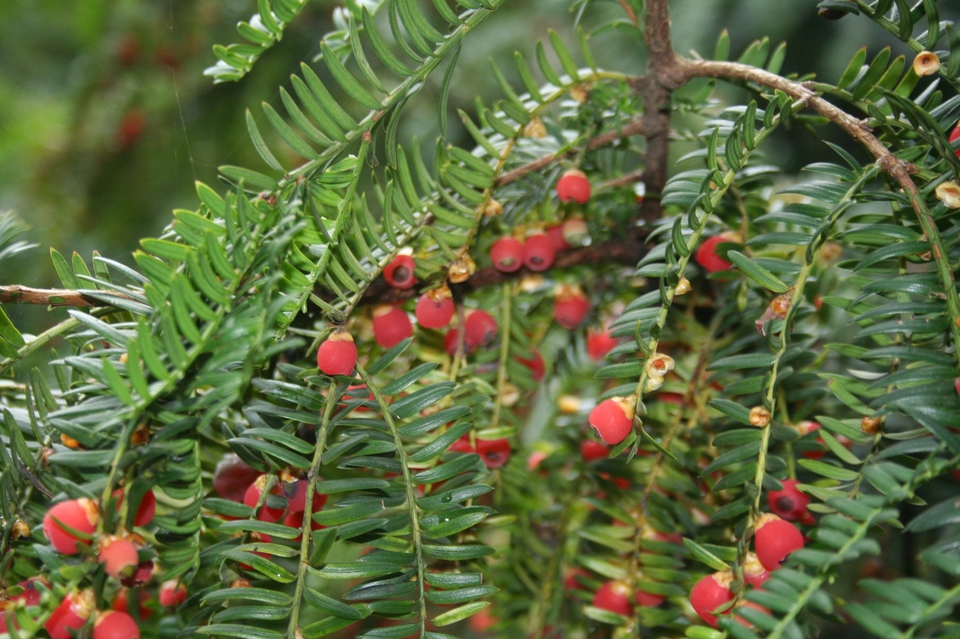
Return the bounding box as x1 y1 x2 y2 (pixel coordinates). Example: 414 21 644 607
10 518 29 540
569 84 590 103
60 433 83 449
913 51 941 77
524 118 547 139
130 423 151 447
231 578 252 589
483 199 503 217
557 395 582 414
674 277 692 296
749 406 771 428
447 253 476 283
860 415 884 435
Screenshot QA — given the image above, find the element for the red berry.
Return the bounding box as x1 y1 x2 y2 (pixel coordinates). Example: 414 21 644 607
317 329 358 376
0 578 46 634
554 287 590 330
113 589 151 619
121 560 155 588
523 234 556 272
94 611 140 639
556 169 591 204
564 567 589 591
444 328 471 356
950 123 960 158
588 397 634 445
113 488 156 527
690 571 734 628
213 454 262 503
116 110 147 150
45 590 94 639
696 235 733 273
464 310 498 349
743 552 770 588
158 581 188 607
636 587 665 608
415 288 455 329
383 255 417 289
244 475 284 522
451 436 511 469
592 580 632 616
43 498 99 554
516 350 545 381
490 237 524 273
586 328 618 360
580 439 610 462
99 536 141 579
274 472 327 513
545 224 569 251
754 513 805 571
768 479 810 522
372 305 414 349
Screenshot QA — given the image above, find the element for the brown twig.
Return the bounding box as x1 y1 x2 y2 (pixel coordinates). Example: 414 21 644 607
496 118 648 187
0 285 136 308
617 0 638 27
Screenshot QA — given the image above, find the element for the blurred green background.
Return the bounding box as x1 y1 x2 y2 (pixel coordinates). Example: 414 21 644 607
0 0 954 333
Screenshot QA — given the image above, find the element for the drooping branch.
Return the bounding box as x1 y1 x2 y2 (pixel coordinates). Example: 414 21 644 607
0 286 136 308
676 56 960 362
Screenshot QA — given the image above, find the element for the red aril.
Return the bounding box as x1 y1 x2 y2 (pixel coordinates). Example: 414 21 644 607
383 254 417 289
556 169 591 204
317 328 358 376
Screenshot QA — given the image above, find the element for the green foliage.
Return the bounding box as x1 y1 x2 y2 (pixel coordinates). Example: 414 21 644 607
1 1 960 639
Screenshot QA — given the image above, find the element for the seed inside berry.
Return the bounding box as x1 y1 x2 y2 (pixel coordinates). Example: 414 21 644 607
383 255 417 289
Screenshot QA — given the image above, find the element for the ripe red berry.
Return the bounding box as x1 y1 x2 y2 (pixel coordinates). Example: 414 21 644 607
950 123 960 158
244 475 284 522
516 349 545 382
0 578 46 634
45 590 94 639
696 235 733 273
743 552 770 588
754 513 805 571
768 479 811 522
464 310 498 349
94 611 140 639
112 488 156 528
490 237 524 273
636 586 665 608
556 169 591 204
112 588 151 619
586 328 618 360
99 536 141 579
372 305 414 349
545 224 569 251
274 472 327 513
43 498 100 554
383 255 417 289
554 286 590 330
121 560 155 588
444 328 475 356
415 287 455 329
213 454 262 503
588 397 635 445
159 580 188 607
317 328 358 376
116 110 147 150
580 439 610 462
564 567 589 591
523 234 556 272
592 580 632 616
690 571 733 628
451 436 511 469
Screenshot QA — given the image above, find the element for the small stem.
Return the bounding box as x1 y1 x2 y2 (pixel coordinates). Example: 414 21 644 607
0 286 138 307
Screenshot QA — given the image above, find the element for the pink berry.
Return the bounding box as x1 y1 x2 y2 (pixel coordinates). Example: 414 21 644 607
213 454 262 503
586 328 618 361
592 580 632 616
768 479 811 522
545 224 569 251
690 572 733 628
244 475 284 522
159 581 188 607
588 397 634 445
94 611 141 639
451 436 511 469
696 235 733 273
490 237 524 273
743 552 770 588
43 498 99 554
113 488 156 528
556 169 591 204
950 123 960 158
523 234 556 272
112 588 153 620
444 328 475 356
99 536 141 579
516 350 545 381
754 514 805 571
45 590 94 639
317 329 358 376
554 288 590 330
383 255 416 289
372 305 414 349
415 288 455 329
580 440 610 462
636 587 665 608
464 310 498 349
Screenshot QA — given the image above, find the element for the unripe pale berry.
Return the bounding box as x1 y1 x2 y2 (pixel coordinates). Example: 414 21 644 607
522 234 556 272
588 397 635 445
743 551 770 588
99 536 141 579
415 286 455 329
159 580 188 607
556 169 591 204
696 235 733 273
213 453 262 503
554 287 590 330
768 479 811 522
464 310 498 349
372 305 413 349
587 328 618 361
689 571 734 628
592 580 631 616
317 328 358 376
754 513 805 571
383 254 417 289
45 590 94 639
43 498 100 554
490 237 524 273
562 218 589 246
94 611 141 639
